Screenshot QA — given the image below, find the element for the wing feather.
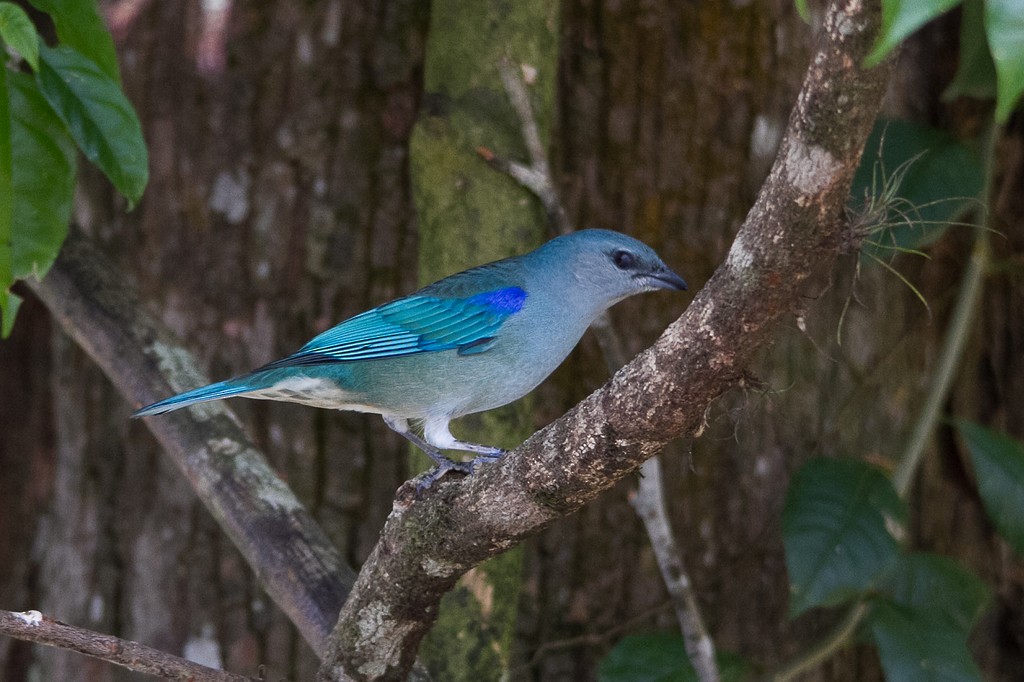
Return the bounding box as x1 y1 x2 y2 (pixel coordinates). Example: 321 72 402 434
257 287 527 370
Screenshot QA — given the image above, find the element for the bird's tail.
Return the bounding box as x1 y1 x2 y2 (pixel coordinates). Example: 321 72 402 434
133 379 256 417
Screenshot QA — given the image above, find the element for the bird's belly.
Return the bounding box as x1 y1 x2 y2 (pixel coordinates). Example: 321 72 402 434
249 375 381 413
336 347 565 418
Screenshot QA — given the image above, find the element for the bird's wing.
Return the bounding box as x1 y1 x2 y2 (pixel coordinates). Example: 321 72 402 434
258 286 528 369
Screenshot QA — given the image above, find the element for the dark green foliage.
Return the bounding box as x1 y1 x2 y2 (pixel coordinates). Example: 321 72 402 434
867 0 1024 121
599 634 751 682
850 119 982 254
783 457 904 616
957 421 1024 556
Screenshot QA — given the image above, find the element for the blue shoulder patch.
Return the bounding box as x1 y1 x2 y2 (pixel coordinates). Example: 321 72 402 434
467 287 527 315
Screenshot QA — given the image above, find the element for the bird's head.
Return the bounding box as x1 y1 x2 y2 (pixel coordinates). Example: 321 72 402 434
537 229 688 308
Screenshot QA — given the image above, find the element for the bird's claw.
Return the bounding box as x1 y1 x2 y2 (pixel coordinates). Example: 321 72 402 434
414 449 508 497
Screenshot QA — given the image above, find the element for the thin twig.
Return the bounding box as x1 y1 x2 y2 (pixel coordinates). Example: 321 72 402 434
631 460 719 682
486 54 720 682
477 56 572 234
892 122 997 496
0 609 258 681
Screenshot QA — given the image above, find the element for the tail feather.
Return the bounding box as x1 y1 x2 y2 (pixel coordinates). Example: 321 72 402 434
133 379 255 417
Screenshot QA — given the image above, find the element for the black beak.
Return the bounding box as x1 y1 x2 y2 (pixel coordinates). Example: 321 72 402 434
645 268 688 292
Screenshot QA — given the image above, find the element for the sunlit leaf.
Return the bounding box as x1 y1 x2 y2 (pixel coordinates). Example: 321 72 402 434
0 61 13 336
985 0 1024 121
28 0 121 83
783 457 904 616
0 1 39 70
867 0 962 67
957 421 1024 555
9 71 76 281
1 290 21 337
36 44 147 205
795 0 810 23
599 633 751 682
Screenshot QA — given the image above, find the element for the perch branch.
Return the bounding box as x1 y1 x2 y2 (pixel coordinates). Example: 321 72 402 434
0 609 256 681
318 1 892 680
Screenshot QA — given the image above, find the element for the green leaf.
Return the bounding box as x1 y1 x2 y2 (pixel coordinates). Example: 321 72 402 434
985 0 1024 121
9 70 76 280
883 553 990 633
795 0 810 23
36 43 147 205
944 0 997 101
867 0 962 67
598 634 751 682
28 0 121 83
782 458 905 616
1 289 21 337
869 600 983 682
957 421 1024 555
0 2 39 71
850 119 983 253
1 58 14 336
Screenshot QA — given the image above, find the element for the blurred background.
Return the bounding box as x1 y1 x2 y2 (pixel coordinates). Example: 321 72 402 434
1 1 1022 680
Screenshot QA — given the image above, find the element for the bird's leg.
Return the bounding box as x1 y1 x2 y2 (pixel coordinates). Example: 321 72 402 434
382 415 472 492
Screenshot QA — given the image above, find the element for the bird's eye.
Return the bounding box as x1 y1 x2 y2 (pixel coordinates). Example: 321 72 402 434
611 249 636 270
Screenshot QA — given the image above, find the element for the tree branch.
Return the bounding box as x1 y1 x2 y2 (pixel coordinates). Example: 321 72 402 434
26 229 356 657
318 1 892 679
0 609 256 681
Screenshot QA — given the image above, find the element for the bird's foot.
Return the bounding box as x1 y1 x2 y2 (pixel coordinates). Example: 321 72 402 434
467 449 506 472
415 457 472 496
414 449 509 497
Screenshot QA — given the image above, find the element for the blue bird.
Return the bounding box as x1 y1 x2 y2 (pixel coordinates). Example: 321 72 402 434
134 229 688 489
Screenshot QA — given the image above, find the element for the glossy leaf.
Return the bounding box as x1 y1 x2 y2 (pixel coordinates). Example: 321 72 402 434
957 421 1024 555
599 633 750 682
850 119 982 253
944 0 997 101
28 0 121 83
867 0 962 67
0 1 39 70
36 44 147 205
869 600 983 682
985 0 1024 121
9 71 77 281
783 458 904 616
